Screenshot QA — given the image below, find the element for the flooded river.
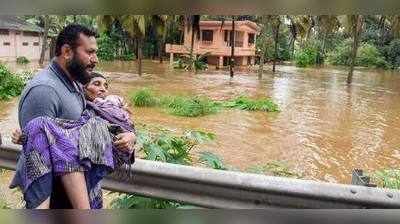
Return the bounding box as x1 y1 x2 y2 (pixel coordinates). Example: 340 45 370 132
98 60 400 184
1 60 400 187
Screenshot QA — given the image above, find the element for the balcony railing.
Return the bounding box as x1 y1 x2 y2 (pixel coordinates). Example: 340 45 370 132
201 40 213 45
225 41 244 47
1 136 400 208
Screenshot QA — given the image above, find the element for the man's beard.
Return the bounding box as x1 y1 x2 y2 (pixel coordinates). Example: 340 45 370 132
66 55 95 85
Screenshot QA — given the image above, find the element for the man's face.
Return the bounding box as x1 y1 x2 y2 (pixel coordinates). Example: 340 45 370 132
66 34 98 84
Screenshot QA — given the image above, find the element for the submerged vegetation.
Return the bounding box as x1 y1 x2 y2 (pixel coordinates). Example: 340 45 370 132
130 88 279 117
246 161 302 178
222 96 280 112
0 64 27 100
161 96 219 117
16 56 30 64
371 169 400 190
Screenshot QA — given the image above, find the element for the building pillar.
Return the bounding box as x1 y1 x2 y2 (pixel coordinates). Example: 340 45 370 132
218 56 223 69
250 56 255 66
169 52 174 65
242 56 248 66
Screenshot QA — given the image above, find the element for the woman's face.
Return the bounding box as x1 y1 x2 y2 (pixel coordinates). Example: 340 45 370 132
84 77 109 101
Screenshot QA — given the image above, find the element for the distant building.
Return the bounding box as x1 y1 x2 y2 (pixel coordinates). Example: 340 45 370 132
166 20 260 68
0 15 50 62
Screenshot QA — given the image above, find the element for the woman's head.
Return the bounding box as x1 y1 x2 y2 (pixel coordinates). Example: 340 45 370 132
84 72 109 101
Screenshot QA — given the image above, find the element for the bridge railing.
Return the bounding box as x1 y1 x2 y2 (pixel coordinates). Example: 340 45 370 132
0 137 399 208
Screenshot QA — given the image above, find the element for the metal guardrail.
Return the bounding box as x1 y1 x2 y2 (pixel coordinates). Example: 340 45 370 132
0 139 400 208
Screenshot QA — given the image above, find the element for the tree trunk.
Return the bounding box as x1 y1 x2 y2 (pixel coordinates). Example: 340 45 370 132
347 16 362 85
272 20 280 73
158 40 163 63
179 30 184 44
137 38 143 76
39 15 49 66
230 17 235 78
317 32 327 65
379 15 386 46
289 36 295 60
258 46 265 79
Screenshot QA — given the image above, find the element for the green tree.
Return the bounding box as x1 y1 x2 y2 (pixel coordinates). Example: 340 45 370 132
315 15 340 64
339 15 364 84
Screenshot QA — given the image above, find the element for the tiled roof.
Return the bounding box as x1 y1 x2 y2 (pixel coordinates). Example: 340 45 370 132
0 15 43 32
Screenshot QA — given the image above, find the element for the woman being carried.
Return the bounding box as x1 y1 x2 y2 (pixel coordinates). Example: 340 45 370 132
11 72 134 209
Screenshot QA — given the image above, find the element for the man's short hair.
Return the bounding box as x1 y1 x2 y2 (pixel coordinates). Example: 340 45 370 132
55 24 97 56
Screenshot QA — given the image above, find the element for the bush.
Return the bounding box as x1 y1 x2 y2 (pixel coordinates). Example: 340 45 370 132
327 40 389 68
16 56 30 64
0 64 25 100
130 89 280 117
162 96 219 117
222 96 279 112
383 39 400 69
372 169 400 190
356 43 388 69
294 43 319 67
173 53 209 71
97 33 116 61
130 88 158 107
110 127 215 209
119 52 135 61
326 39 352 66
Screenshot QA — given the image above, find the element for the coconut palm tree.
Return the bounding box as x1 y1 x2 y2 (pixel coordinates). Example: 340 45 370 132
151 15 169 63
98 15 149 76
339 15 364 84
256 15 271 79
315 15 340 65
25 15 67 66
184 15 201 70
271 16 282 73
286 15 298 60
39 15 50 66
229 16 235 78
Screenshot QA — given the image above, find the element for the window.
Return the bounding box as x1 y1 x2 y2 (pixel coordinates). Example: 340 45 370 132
3 42 10 46
0 29 9 35
23 31 39 37
33 42 40 46
248 33 255 45
22 42 29 46
201 30 213 42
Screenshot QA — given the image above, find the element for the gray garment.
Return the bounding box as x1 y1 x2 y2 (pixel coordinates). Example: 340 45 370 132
18 59 85 127
11 59 86 207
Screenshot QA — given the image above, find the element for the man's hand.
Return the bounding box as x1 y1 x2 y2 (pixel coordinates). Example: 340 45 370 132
114 132 136 153
11 129 23 145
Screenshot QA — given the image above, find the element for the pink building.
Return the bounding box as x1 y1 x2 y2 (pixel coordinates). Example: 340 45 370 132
0 16 49 62
166 20 260 68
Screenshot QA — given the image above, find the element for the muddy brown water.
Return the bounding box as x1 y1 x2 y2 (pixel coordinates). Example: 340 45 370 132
98 60 400 184
1 60 399 203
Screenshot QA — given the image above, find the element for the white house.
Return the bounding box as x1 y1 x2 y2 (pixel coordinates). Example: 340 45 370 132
0 16 50 62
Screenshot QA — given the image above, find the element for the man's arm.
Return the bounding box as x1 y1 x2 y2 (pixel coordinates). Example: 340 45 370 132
19 85 61 128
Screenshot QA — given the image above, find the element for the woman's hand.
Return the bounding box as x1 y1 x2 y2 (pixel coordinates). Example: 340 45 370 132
113 132 136 153
11 129 23 145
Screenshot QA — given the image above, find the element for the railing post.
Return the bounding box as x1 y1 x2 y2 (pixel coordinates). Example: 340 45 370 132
352 169 377 187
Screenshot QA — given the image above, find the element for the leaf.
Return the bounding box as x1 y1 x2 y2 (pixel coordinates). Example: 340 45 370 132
146 144 167 161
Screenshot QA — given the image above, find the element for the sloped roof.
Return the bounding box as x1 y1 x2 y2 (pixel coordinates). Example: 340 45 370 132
199 20 261 32
0 15 43 33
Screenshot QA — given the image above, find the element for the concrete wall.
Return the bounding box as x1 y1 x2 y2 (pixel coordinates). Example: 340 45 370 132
0 30 49 62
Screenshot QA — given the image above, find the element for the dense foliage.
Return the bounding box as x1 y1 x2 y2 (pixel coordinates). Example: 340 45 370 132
0 64 26 100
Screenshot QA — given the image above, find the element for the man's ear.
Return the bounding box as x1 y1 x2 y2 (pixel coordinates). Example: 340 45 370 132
61 44 72 60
